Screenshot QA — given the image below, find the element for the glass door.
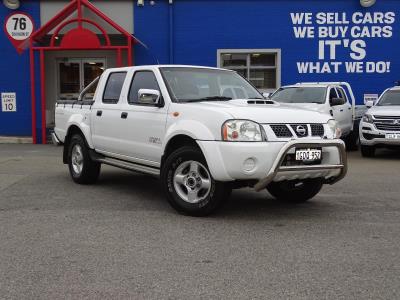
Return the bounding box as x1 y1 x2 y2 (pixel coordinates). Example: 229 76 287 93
58 59 81 100
57 58 105 100
82 60 105 100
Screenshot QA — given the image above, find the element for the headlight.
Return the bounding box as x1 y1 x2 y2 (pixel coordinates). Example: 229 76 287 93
328 119 342 139
363 114 373 123
222 120 265 142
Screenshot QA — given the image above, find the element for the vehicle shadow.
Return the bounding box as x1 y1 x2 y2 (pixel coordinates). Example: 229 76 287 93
220 188 335 221
95 170 167 209
96 169 334 220
372 148 400 159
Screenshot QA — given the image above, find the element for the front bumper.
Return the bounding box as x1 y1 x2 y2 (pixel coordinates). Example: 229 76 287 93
359 121 400 146
197 139 347 191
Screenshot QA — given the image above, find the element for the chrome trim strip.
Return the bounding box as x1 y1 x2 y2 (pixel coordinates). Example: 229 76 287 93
97 157 160 177
254 140 347 191
95 149 160 168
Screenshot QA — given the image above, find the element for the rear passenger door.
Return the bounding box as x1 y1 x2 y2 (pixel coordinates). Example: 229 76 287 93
118 70 169 164
92 71 127 154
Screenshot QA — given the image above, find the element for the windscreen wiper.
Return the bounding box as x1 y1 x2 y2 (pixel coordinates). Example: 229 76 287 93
182 96 232 102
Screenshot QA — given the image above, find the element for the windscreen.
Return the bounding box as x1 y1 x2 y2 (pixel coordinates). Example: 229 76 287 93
160 67 262 102
377 90 400 106
270 87 326 104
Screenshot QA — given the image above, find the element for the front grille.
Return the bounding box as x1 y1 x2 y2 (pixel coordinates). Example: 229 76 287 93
290 124 309 138
375 124 400 131
310 124 325 137
373 115 400 120
270 125 293 137
373 115 400 132
269 124 325 138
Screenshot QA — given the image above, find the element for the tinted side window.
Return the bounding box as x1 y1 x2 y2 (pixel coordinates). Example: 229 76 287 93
336 88 347 104
103 72 127 104
329 88 338 100
128 71 160 104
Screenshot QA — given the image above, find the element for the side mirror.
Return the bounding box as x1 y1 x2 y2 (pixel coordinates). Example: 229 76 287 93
138 89 161 106
365 100 374 108
330 98 345 106
262 92 271 99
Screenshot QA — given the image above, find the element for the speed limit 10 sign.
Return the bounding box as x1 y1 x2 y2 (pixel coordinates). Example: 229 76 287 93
4 12 34 53
1 93 17 112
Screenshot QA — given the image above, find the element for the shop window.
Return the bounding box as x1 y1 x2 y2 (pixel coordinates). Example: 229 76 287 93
218 50 281 91
58 59 105 100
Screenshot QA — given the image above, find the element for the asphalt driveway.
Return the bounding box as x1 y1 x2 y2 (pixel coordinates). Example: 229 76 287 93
0 144 399 299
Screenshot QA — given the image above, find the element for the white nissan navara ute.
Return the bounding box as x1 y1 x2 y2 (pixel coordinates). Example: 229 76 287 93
360 85 400 157
53 65 347 216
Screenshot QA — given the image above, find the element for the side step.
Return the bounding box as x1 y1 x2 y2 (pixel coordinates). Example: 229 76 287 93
92 154 160 177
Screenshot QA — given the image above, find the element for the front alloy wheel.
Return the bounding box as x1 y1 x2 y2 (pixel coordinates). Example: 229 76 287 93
161 146 230 216
173 160 212 204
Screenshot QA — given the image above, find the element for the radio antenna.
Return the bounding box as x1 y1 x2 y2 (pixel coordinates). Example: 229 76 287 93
131 34 160 65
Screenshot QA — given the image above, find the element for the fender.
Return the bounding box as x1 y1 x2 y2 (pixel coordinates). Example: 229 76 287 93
66 113 94 149
162 119 217 152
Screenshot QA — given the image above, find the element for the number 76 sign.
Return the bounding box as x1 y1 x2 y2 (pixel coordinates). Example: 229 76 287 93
4 12 34 54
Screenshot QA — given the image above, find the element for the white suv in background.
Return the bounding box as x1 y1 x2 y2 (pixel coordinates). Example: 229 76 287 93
360 86 400 157
269 82 365 151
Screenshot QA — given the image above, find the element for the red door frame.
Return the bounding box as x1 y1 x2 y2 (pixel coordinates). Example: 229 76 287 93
25 0 136 144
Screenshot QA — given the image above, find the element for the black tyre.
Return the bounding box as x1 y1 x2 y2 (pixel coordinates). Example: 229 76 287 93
161 146 229 216
266 178 323 203
344 130 359 151
67 134 101 184
361 145 375 157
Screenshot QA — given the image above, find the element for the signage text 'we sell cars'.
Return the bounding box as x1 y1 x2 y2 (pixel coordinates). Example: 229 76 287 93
291 12 395 74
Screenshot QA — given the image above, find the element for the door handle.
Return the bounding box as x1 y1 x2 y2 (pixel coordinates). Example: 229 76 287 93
348 107 352 110
96 110 102 116
340 109 344 112
121 112 128 119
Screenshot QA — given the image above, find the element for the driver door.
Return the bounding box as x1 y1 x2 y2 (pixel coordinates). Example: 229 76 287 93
118 70 169 164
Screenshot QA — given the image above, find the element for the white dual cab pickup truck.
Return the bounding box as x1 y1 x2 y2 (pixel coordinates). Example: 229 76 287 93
269 82 367 151
53 65 347 216
360 85 400 157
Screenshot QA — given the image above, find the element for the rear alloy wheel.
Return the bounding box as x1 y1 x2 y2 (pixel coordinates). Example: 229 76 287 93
68 134 101 184
267 178 323 203
161 146 229 216
361 145 375 157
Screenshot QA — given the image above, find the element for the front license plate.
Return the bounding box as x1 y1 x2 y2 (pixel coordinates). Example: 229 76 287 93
385 133 400 139
295 149 322 161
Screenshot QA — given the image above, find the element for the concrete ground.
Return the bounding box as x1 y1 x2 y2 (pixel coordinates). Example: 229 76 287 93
0 144 399 299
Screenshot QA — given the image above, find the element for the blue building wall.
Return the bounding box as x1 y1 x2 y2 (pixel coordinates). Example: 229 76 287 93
0 0 40 137
1 0 399 138
134 0 400 105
